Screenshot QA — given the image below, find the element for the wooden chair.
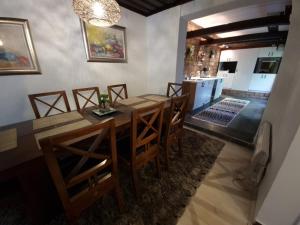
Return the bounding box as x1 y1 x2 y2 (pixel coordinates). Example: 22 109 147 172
28 91 71 119
72 87 101 112
107 84 128 106
117 102 164 196
167 82 183 97
163 94 189 169
40 118 124 225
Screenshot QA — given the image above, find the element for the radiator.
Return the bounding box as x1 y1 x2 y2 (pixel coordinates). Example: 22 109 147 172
251 121 272 185
234 121 272 190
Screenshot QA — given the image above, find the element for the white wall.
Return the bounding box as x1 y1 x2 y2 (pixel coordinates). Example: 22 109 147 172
256 0 300 223
146 6 181 95
0 0 147 126
256 125 300 225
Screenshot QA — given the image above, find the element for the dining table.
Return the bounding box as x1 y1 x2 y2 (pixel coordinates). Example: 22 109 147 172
0 94 171 225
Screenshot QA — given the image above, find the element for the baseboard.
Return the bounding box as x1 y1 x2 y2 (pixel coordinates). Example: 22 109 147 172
222 89 270 100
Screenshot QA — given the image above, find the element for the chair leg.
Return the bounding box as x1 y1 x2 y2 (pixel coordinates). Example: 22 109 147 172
155 156 161 178
178 136 183 156
131 167 139 197
114 184 125 213
164 141 170 170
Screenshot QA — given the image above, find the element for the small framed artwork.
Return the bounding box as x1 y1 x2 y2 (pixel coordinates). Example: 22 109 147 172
81 20 127 63
0 18 41 75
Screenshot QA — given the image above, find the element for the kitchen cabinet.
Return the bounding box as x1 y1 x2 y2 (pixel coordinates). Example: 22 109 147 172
219 50 237 62
214 78 224 100
218 72 234 89
258 47 284 58
248 74 276 92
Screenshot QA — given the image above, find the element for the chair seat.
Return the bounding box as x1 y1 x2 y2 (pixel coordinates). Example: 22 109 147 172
117 136 145 162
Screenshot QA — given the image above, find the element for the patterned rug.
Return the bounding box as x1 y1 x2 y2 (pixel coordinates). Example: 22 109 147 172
0 129 224 225
193 98 250 127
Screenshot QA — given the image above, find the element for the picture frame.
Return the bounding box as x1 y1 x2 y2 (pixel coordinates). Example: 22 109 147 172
81 20 127 63
0 17 41 75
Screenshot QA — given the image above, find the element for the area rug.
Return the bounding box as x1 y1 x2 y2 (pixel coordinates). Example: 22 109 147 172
0 129 224 225
192 98 250 127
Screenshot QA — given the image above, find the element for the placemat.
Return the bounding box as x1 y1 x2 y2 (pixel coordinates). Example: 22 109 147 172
33 111 83 130
0 128 17 152
35 120 92 149
132 101 157 109
118 97 145 106
142 95 170 102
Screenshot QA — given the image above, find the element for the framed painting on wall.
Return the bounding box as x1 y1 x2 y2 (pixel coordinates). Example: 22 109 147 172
0 18 41 75
81 21 127 63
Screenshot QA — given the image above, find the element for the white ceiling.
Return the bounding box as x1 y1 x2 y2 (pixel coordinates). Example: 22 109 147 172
191 0 291 38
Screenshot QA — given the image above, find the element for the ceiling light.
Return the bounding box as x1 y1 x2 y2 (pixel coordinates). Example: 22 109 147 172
73 0 121 27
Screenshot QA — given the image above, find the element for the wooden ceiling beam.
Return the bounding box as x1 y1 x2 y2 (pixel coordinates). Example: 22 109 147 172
126 0 157 11
200 31 288 46
187 15 290 39
146 0 193 16
223 40 286 50
117 0 150 16
143 0 164 8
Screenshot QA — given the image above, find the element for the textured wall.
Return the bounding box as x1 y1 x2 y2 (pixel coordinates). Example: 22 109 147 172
0 0 147 126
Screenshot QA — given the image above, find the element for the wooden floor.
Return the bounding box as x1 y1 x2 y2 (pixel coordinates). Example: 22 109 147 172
177 127 255 225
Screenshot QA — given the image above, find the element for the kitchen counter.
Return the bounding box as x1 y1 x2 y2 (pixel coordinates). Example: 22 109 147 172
183 77 224 111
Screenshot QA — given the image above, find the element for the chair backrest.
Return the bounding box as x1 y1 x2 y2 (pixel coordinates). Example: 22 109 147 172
40 118 118 211
107 84 128 106
28 91 71 119
165 94 189 137
72 87 101 112
167 82 183 97
131 102 164 160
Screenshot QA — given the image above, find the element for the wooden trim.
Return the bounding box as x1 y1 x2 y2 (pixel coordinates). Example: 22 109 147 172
199 31 288 46
146 0 192 16
28 91 71 119
167 82 183 97
72 87 101 112
40 118 124 223
107 84 128 106
187 15 290 39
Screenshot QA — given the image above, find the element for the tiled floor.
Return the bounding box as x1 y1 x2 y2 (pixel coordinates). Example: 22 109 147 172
177 127 255 225
185 95 268 146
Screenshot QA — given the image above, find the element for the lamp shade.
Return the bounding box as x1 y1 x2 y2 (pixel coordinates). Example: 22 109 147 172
73 0 121 27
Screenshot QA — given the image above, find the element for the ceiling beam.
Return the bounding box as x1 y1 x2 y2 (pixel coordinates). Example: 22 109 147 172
200 31 288 46
117 0 149 16
126 0 157 11
143 0 164 8
146 0 193 16
187 15 290 39
223 41 286 51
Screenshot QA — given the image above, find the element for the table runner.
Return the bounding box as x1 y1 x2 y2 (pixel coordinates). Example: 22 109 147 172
142 95 170 102
118 97 145 106
35 120 92 149
132 101 157 109
0 128 17 152
33 111 83 130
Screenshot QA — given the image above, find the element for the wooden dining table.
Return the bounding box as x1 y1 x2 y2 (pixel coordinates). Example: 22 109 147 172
0 94 171 225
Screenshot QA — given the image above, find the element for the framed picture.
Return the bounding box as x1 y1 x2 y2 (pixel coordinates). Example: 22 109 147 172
81 20 127 63
0 18 41 75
